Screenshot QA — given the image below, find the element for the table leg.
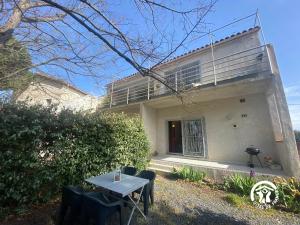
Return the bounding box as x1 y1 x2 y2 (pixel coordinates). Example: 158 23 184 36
126 185 146 225
143 184 149 215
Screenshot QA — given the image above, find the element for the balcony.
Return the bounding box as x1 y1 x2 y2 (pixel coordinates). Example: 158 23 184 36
101 45 273 108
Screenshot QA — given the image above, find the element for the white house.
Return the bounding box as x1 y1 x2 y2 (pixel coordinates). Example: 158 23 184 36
100 27 300 178
16 72 98 111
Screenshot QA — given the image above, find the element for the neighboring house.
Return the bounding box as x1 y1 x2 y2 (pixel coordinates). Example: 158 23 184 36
100 26 300 178
15 72 98 111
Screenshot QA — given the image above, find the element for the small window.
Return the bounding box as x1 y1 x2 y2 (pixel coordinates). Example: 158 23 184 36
164 61 201 91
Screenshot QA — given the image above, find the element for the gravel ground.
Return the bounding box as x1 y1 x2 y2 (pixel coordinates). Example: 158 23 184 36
2 175 300 225
132 175 300 225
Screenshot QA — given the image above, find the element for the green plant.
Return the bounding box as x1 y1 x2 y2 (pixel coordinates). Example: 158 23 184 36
0 102 150 210
172 167 206 183
223 174 300 213
223 193 246 207
224 174 256 196
273 177 300 213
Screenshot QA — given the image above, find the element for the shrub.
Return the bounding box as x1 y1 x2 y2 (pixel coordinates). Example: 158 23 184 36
0 102 150 208
172 167 206 183
273 177 300 213
224 174 256 196
223 174 300 213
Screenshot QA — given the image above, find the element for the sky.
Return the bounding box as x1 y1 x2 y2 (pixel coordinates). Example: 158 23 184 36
204 1 300 129
49 0 300 129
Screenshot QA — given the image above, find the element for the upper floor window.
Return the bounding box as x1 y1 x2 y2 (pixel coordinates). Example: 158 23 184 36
165 61 201 91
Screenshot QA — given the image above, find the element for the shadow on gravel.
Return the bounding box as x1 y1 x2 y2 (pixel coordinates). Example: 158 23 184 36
1 199 250 225
129 200 250 225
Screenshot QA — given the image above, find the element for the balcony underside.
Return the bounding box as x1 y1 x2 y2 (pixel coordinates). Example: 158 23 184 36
102 45 273 110
104 74 273 111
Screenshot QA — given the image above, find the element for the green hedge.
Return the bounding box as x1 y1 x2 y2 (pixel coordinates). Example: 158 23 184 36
0 102 150 208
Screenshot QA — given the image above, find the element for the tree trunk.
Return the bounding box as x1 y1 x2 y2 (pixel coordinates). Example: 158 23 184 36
0 0 29 46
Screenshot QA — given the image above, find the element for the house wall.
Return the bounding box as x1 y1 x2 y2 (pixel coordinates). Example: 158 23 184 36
156 30 261 73
102 30 300 177
110 29 262 94
17 78 98 111
153 93 278 165
265 45 300 177
130 44 299 177
140 104 157 152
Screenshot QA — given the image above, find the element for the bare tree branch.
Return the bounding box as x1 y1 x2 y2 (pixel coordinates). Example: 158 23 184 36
39 0 178 92
22 14 66 23
0 0 214 97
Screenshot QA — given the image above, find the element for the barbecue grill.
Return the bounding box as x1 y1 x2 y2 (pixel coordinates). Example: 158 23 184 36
245 146 263 168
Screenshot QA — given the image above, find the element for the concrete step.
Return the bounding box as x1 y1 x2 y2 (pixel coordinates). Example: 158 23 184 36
150 158 202 169
148 161 173 175
149 157 286 181
147 166 172 175
148 159 185 175
149 162 174 170
150 158 178 166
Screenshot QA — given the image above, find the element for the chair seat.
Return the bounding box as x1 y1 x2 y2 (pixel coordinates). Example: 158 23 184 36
57 186 84 225
134 170 156 216
122 166 137 176
81 192 124 225
85 192 123 207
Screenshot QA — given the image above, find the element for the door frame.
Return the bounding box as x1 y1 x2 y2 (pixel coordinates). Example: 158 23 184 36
167 118 207 158
168 120 183 155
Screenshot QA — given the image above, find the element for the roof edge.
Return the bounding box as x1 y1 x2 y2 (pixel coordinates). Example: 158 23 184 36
108 26 261 86
34 72 88 96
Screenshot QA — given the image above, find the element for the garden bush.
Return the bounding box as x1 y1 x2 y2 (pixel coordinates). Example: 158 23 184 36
224 174 300 213
0 102 150 209
273 177 300 213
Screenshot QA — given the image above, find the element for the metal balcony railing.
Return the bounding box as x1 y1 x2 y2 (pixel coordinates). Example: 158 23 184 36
101 45 273 108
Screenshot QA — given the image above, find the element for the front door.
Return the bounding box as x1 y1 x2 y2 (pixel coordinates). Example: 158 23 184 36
168 121 182 154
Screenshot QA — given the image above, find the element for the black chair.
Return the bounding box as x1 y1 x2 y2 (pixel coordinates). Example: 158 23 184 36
121 166 137 176
57 185 84 225
80 192 124 225
133 170 156 215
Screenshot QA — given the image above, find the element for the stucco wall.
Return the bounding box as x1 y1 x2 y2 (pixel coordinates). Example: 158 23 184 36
154 93 278 165
110 30 261 93
140 104 157 152
266 45 300 177
17 78 98 111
